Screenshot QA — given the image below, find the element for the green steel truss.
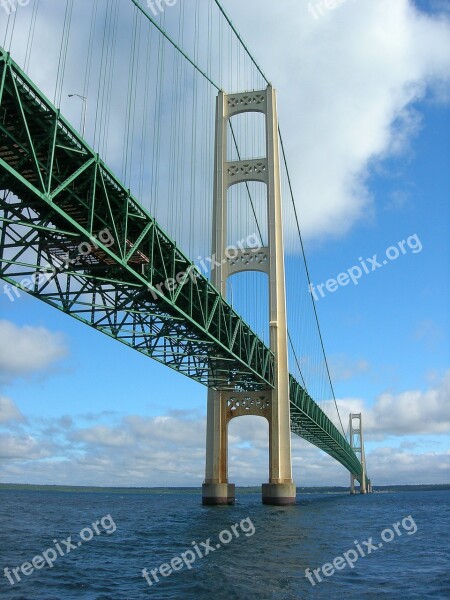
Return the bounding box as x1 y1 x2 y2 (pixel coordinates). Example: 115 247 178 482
0 48 273 391
0 47 365 483
290 377 364 479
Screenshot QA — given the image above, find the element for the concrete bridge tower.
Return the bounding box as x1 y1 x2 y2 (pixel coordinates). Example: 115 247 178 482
349 413 367 494
202 87 296 506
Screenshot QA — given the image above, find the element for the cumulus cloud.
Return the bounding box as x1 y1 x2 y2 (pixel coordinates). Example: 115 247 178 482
0 412 357 486
0 397 25 424
1 1 448 246
366 447 450 485
366 372 450 436
0 433 52 460
0 320 68 381
1 406 449 487
224 0 450 238
65 412 207 485
331 370 450 437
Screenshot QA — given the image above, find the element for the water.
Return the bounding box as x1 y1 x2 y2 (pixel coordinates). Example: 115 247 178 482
0 488 449 599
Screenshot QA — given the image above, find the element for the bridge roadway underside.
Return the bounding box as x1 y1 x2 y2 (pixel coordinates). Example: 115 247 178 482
0 47 365 484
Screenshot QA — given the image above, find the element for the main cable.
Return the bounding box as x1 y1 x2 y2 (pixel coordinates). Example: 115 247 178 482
214 0 270 86
129 0 345 436
130 0 220 91
279 134 345 436
215 0 345 435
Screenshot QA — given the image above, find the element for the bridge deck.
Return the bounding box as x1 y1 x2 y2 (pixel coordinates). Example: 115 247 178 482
0 47 364 482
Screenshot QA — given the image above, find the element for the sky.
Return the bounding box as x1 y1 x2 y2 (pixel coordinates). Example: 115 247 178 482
0 0 449 488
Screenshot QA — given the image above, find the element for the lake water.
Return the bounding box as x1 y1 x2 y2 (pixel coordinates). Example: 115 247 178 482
0 488 449 599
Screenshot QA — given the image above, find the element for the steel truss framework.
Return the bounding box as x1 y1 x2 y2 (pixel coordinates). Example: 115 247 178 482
0 47 366 483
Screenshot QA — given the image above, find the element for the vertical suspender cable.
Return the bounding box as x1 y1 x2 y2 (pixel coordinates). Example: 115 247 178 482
127 0 345 434
54 0 73 108
24 0 40 73
279 134 345 435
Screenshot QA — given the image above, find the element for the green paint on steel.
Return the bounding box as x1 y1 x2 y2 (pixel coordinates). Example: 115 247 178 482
0 47 273 391
0 47 366 482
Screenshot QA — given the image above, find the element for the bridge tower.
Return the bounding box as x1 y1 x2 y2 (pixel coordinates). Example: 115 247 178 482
349 413 367 494
202 86 296 506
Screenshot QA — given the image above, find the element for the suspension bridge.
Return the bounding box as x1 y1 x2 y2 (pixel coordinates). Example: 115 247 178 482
0 0 371 504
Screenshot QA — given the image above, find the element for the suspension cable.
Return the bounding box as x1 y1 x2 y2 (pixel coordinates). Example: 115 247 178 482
279 134 345 436
128 0 345 435
229 122 264 246
214 0 270 86
130 0 220 90
215 0 345 435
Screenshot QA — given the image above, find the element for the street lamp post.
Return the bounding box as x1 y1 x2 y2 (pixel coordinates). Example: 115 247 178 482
68 93 87 138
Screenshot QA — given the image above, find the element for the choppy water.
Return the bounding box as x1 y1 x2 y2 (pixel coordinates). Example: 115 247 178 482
0 488 449 599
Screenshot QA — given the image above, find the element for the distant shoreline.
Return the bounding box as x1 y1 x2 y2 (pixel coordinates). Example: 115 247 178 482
0 483 449 494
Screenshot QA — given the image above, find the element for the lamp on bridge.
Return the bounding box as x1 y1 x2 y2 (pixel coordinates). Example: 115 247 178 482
68 93 88 139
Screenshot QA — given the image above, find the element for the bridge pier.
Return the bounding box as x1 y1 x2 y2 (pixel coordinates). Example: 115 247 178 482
262 483 297 505
202 390 235 505
202 483 235 505
202 87 296 506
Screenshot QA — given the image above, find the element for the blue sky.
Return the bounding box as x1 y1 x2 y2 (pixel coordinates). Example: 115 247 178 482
0 0 449 487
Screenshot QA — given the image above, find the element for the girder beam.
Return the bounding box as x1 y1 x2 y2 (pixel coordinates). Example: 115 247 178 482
0 47 366 484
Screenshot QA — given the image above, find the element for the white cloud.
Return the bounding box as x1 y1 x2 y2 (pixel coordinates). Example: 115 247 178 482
1 405 449 486
366 447 450 485
0 433 52 460
0 397 25 423
0 320 68 380
331 370 450 437
2 1 448 247
366 372 450 435
224 0 450 239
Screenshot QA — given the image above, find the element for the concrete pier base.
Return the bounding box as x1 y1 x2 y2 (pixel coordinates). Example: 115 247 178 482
262 483 297 506
202 483 235 505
